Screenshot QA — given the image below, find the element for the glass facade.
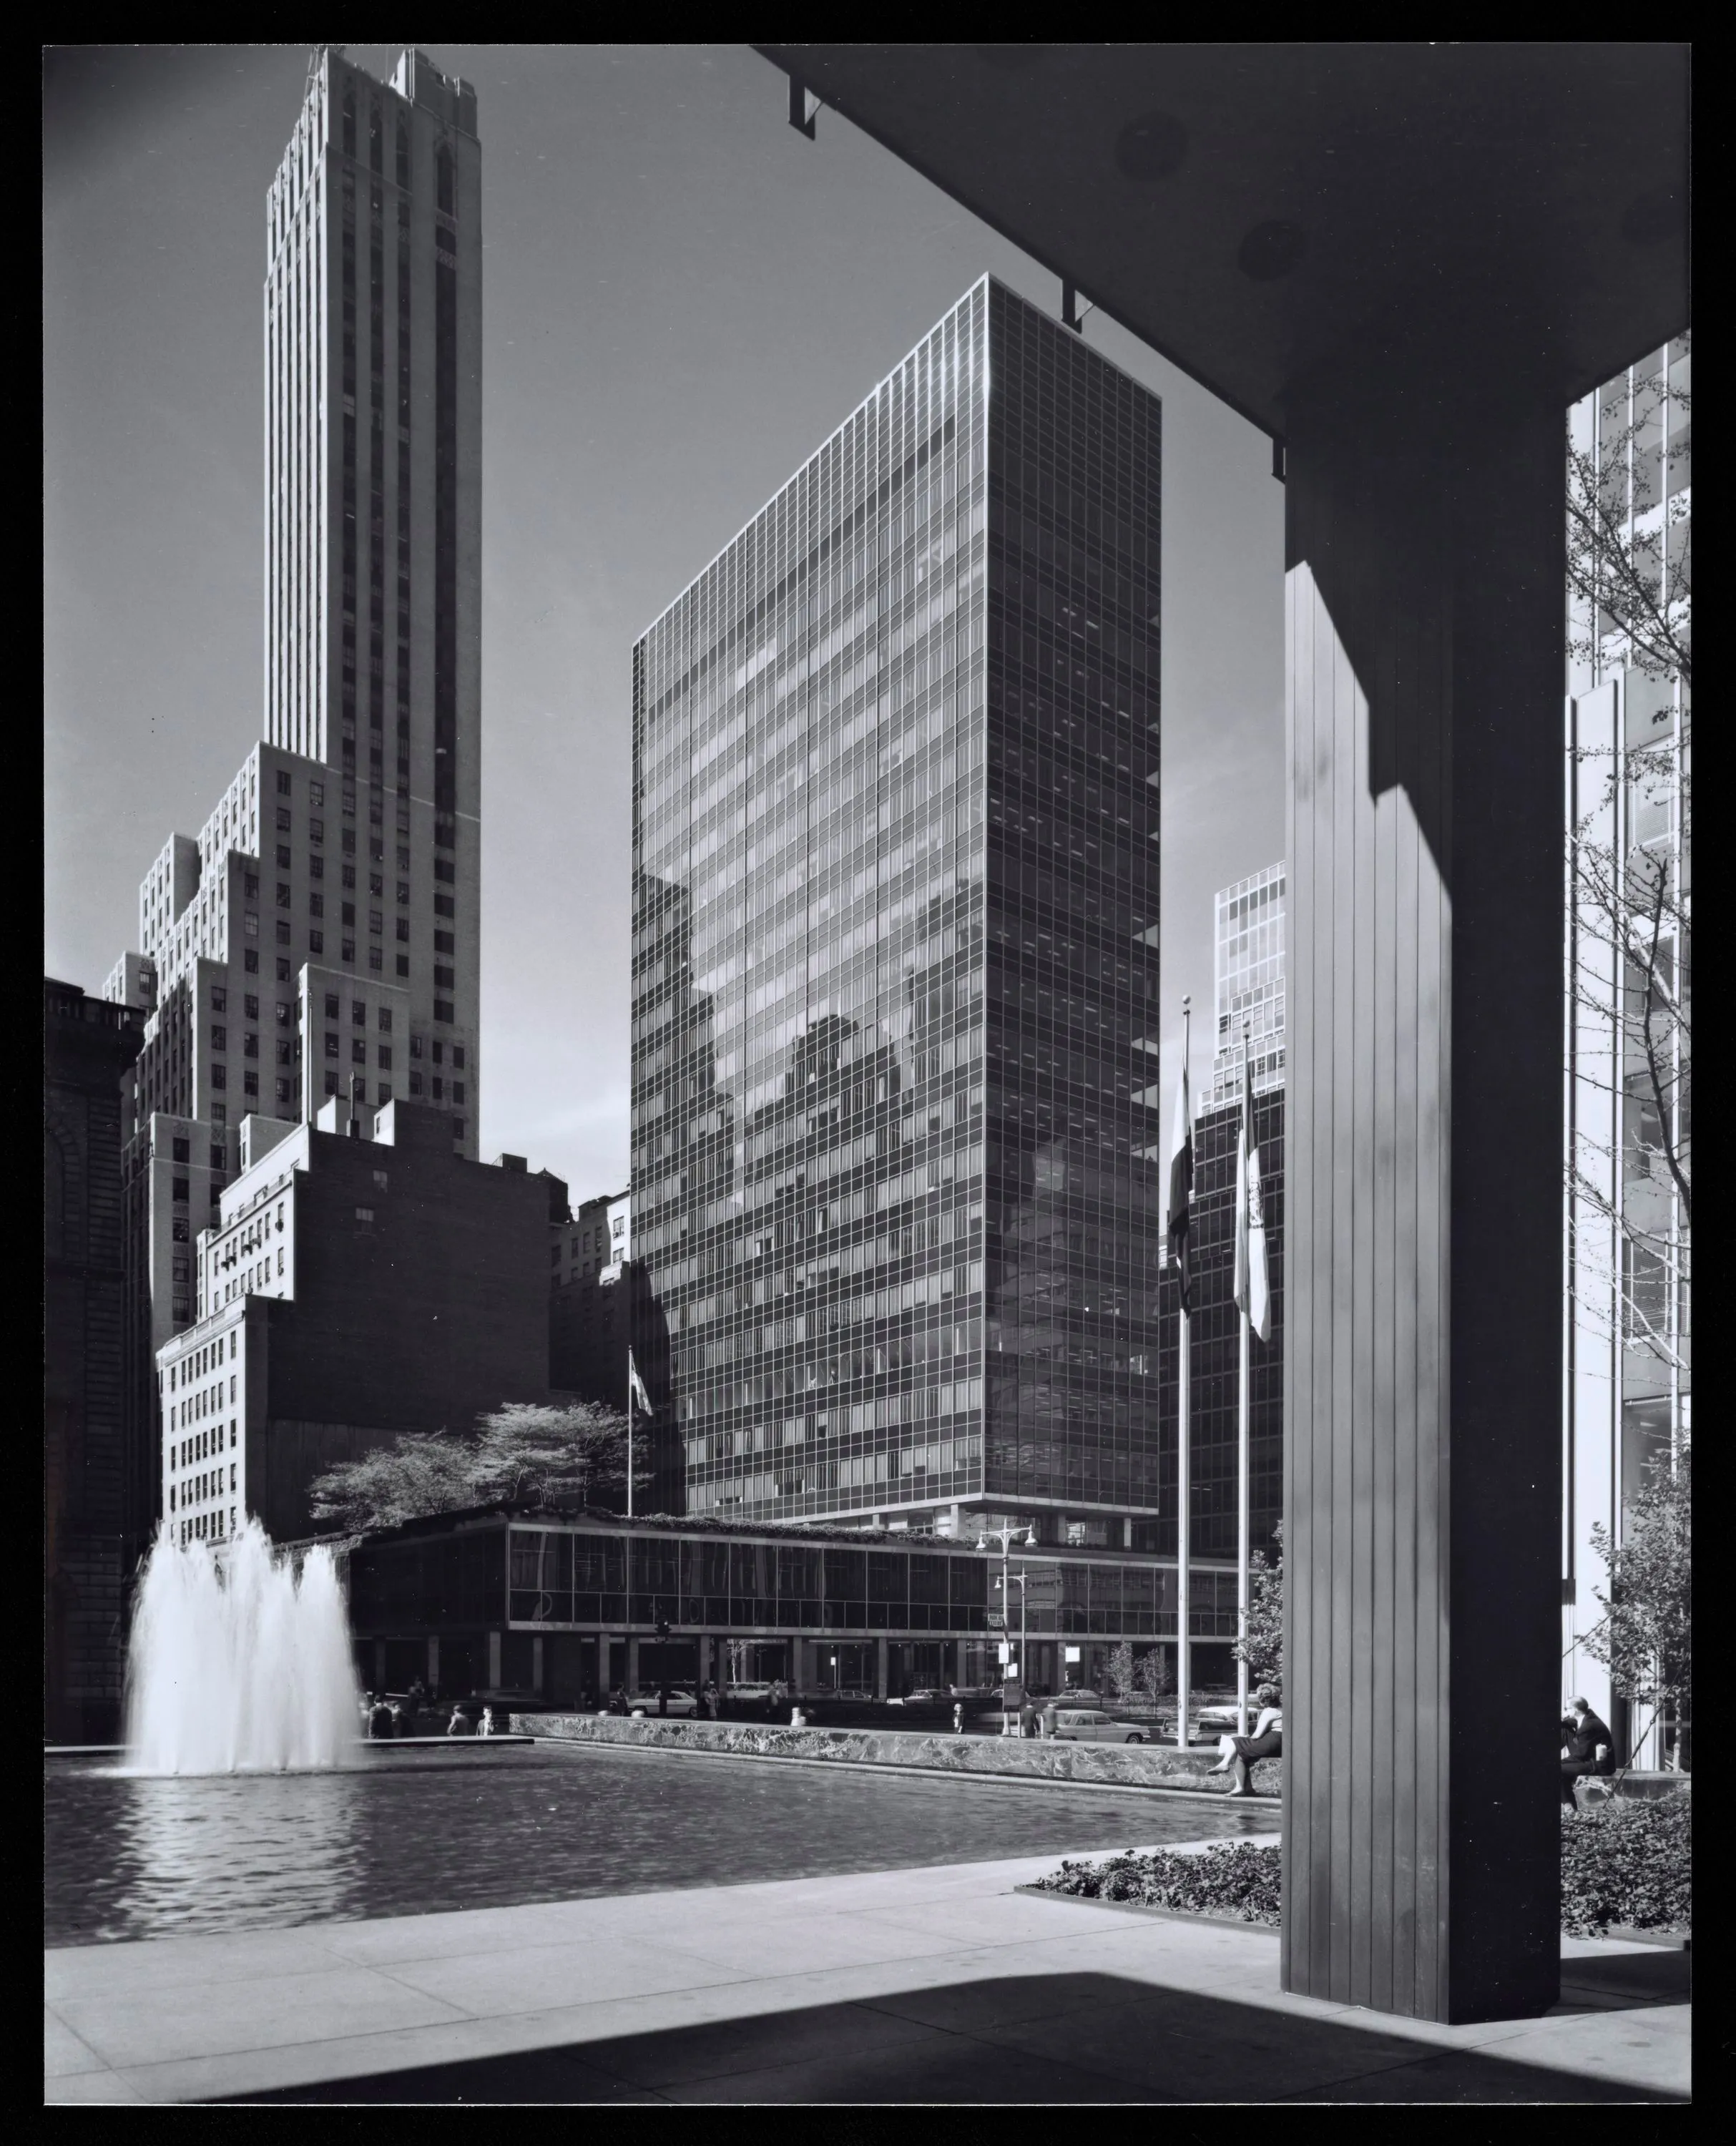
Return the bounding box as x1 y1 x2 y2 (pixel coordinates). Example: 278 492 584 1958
630 278 1162 1530
343 1515 1239 1644
1202 863 1286 1111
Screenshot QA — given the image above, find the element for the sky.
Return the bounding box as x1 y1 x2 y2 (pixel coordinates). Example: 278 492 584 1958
43 43 1285 1204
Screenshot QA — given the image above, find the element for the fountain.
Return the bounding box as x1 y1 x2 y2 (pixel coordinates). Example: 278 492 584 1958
124 1517 363 1774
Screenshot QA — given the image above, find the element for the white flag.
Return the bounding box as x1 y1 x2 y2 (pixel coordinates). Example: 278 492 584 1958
627 1349 652 1417
1233 1077 1272 1343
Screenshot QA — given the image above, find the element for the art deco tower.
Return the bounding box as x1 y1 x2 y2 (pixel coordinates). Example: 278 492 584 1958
108 49 485 1549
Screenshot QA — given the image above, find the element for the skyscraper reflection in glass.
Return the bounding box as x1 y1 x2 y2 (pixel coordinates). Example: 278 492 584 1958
632 278 1162 1535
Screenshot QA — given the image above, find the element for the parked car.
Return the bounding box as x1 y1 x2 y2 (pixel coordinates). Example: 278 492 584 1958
1195 1702 1245 1736
627 1687 700 1718
1047 1708 1149 1745
886 1688 950 1712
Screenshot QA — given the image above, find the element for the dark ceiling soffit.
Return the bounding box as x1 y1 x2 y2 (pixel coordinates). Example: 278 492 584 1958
753 44 1283 447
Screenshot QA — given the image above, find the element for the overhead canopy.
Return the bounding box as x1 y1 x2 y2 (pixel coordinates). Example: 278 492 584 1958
757 43 1690 435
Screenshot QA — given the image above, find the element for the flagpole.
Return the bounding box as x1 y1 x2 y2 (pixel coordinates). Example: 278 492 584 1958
1237 1020 1252 1741
626 1351 634 1520
1176 996 1191 1754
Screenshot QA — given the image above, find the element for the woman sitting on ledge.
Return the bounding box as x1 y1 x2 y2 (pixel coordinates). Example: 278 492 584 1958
1207 1686 1282 1798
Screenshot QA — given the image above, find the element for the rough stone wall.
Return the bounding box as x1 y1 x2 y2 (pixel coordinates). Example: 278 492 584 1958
516 1711 1282 1795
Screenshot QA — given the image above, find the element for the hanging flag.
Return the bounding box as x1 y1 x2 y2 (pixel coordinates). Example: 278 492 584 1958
1167 1057 1193 1314
1234 1074 1272 1343
627 1350 652 1418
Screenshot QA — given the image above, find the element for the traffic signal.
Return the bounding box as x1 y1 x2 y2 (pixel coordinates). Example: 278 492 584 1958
655 1619 670 1642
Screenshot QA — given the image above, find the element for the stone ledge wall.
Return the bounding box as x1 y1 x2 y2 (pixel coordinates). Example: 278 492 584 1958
514 1711 1283 1796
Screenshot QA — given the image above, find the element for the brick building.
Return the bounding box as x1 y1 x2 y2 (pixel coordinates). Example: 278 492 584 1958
156 1099 563 1544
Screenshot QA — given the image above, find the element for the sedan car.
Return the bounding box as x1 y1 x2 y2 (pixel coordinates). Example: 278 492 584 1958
1046 1708 1149 1745
626 1687 700 1717
886 1688 951 1712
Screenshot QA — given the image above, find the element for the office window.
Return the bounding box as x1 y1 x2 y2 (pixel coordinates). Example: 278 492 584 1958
244 950 259 974
355 1207 375 1225
275 771 291 796
410 1035 424 1059
434 929 454 954
310 818 324 845
378 1082 392 1105
211 1025 227 1051
452 1046 466 1070
452 1120 465 1142
369 911 383 936
352 1000 366 1025
434 894 455 918
452 1081 465 1104
325 1033 339 1058
244 873 259 899
172 1138 190 1164
352 1039 366 1064
434 1000 454 1023
276 958 291 983
409 1070 423 1096
431 1076 443 1101
310 782 324 807
243 1072 259 1097
310 893 325 917
243 1033 258 1059
395 955 410 977
434 859 455 884
275 806 291 832
276 1002 292 1025
310 856 324 879
368 945 383 971
324 992 340 1019
324 1069 340 1097
342 941 356 964
396 918 410 942
210 986 227 1013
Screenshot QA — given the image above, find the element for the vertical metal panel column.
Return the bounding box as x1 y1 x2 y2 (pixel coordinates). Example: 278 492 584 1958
1283 376 1564 2024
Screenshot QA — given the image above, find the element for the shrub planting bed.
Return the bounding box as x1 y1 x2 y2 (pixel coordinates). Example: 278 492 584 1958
1032 1790 1691 1939
1560 1790 1691 1938
1033 1842 1283 1925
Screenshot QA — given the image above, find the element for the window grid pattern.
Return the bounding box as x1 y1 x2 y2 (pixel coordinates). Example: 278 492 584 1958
632 278 1165 1531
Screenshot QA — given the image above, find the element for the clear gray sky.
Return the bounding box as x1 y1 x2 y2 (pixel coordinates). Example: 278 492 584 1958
43 43 1284 1202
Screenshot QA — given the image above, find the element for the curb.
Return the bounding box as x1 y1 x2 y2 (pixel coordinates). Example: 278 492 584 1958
1014 1883 1280 1934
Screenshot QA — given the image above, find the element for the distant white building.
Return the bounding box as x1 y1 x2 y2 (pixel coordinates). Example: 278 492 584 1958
1202 861 1285 1112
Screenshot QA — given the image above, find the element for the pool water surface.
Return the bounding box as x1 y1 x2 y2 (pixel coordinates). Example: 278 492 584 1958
45 1740 1278 1948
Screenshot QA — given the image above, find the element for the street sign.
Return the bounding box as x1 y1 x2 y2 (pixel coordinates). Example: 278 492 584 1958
986 1610 1006 1630
996 1642 1011 1663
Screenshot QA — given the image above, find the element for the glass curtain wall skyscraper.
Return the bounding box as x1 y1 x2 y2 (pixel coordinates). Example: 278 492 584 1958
1202 863 1285 1111
632 278 1164 1539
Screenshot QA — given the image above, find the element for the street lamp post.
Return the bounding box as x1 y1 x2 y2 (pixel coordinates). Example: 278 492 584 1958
978 1521 1034 1735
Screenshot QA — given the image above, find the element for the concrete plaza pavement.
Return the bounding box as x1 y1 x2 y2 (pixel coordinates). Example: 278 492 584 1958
45 1845 1688 2105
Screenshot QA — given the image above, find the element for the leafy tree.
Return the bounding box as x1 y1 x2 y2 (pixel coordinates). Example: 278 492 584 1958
1135 1645 1175 1705
1104 1640 1137 1705
1231 1522 1284 1691
307 1401 639 1534
1586 1433 1690 1767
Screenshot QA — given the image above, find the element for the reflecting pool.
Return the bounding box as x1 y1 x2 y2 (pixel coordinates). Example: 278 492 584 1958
46 1741 1278 1948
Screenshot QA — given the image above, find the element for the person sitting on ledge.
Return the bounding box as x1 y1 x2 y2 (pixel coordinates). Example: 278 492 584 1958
1206 1686 1283 1796
367 1696 394 1740
446 1704 474 1738
479 1706 496 1737
1561 1695 1617 1805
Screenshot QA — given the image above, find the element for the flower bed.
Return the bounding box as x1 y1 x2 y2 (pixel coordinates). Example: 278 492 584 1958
1033 1842 1283 1925
1561 1790 1691 1937
1031 1791 1691 1939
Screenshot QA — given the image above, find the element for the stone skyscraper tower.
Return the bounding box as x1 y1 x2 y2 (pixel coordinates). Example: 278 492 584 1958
108 50 484 1549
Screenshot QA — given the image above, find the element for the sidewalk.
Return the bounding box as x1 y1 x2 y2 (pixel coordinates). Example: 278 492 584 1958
45 1846 1688 2105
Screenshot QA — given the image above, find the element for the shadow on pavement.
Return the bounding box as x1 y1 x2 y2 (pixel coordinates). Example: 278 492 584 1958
231 1967 1688 2105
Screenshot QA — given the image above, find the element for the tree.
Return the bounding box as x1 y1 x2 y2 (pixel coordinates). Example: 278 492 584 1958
306 1401 639 1534
1566 343 1691 1377
1135 1645 1175 1705
1104 1640 1137 1705
469 1401 637 1510
1565 345 1690 693
1586 1433 1690 1768
1231 1522 1284 1691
